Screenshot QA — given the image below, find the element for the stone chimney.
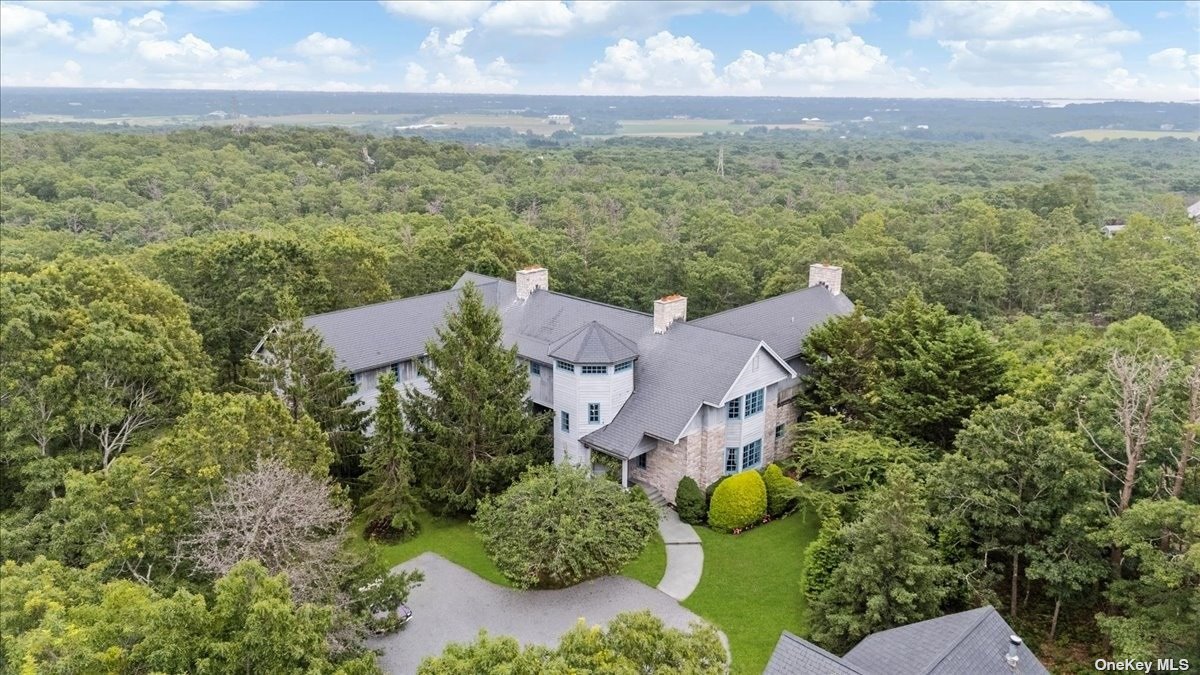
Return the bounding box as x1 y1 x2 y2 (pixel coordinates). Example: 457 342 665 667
654 294 687 334
515 266 548 301
808 263 843 296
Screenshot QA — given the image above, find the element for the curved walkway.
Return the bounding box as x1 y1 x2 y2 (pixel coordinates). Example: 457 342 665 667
656 508 704 601
369 552 716 673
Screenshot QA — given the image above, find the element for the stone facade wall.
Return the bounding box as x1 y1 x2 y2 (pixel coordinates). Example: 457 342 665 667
629 436 689 503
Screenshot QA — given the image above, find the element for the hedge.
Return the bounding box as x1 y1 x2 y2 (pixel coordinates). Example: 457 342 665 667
707 470 767 532
763 463 799 517
675 476 707 524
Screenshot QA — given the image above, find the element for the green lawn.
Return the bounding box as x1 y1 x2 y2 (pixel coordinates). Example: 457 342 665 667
358 511 668 589
683 511 821 675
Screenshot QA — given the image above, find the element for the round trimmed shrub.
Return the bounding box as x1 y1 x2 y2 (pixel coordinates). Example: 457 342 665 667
675 476 707 525
763 463 799 517
474 464 658 589
707 471 767 532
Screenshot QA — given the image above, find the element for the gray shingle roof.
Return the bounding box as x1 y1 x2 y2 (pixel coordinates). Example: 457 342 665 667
304 271 847 458
547 321 638 364
690 285 854 360
843 607 1050 675
764 632 867 675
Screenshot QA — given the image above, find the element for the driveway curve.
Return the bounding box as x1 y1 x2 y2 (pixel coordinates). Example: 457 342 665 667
369 552 720 673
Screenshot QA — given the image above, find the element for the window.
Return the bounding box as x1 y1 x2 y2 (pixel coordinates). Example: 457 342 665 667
588 403 601 424
745 388 764 416
775 423 786 440
727 397 741 419
742 439 762 470
560 410 570 432
347 372 359 387
581 364 607 375
615 360 633 373
530 361 541 376
637 454 647 469
389 362 401 379
556 360 575 373
725 447 739 474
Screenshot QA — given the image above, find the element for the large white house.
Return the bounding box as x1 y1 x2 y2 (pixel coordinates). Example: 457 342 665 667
299 264 852 503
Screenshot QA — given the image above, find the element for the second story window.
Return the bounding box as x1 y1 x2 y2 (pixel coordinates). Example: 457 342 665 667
581 365 607 375
389 362 401 379
347 372 359 388
530 361 541 376
561 410 570 432
614 360 633 373
727 397 741 419
746 388 764 416
557 360 575 373
588 403 601 424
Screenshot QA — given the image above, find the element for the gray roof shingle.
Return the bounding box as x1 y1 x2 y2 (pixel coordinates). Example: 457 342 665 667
304 272 848 457
843 607 1050 675
764 632 867 675
690 285 854 360
547 321 639 364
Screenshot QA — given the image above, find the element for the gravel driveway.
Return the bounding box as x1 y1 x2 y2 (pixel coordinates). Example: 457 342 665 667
369 552 719 673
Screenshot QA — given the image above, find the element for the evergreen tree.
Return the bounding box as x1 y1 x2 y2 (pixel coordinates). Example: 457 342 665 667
361 372 420 540
251 314 367 484
809 465 950 653
402 283 550 515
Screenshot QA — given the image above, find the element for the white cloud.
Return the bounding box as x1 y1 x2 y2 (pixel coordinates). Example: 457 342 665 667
768 1 875 36
405 26 517 92
582 30 910 95
0 3 74 42
12 1 166 17
474 1 749 38
0 58 83 86
910 1 1141 86
293 32 369 73
378 0 491 25
1148 47 1200 77
581 31 718 92
77 9 167 54
136 32 250 70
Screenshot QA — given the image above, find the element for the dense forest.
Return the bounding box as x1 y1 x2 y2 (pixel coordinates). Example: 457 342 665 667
1 126 1198 672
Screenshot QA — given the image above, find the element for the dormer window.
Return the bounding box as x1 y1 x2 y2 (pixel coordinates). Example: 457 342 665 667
581 365 607 375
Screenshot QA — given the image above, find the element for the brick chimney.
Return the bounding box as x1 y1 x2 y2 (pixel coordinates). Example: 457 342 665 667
516 266 548 301
808 263 843 296
654 294 687 334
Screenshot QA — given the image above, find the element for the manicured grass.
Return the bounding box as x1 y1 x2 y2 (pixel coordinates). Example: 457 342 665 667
359 511 668 589
621 531 667 587
363 511 513 587
683 511 821 675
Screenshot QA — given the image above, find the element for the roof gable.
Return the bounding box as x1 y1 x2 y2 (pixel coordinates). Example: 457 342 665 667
764 632 866 675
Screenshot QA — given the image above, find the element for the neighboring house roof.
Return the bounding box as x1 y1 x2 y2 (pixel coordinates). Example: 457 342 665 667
547 321 639 364
1189 200 1200 219
304 271 851 457
690 285 854 360
766 607 1049 675
764 633 868 675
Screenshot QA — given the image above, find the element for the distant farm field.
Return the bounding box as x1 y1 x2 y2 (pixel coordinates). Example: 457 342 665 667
422 114 572 135
1053 129 1200 141
615 118 827 137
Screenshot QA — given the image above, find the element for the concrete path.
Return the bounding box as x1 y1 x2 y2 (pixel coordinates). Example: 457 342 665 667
656 508 704 601
369 552 714 673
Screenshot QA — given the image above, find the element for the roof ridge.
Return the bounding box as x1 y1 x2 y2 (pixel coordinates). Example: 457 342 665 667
916 606 996 675
692 284 831 323
303 284 490 322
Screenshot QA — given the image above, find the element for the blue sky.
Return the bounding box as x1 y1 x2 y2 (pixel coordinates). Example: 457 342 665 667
2 1 1197 100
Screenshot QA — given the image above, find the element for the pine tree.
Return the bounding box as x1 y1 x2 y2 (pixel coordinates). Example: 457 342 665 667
402 282 550 515
361 372 420 540
809 465 950 653
250 313 367 484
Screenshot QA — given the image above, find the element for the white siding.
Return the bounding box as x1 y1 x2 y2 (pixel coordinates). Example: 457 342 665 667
726 348 790 398
527 360 553 406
